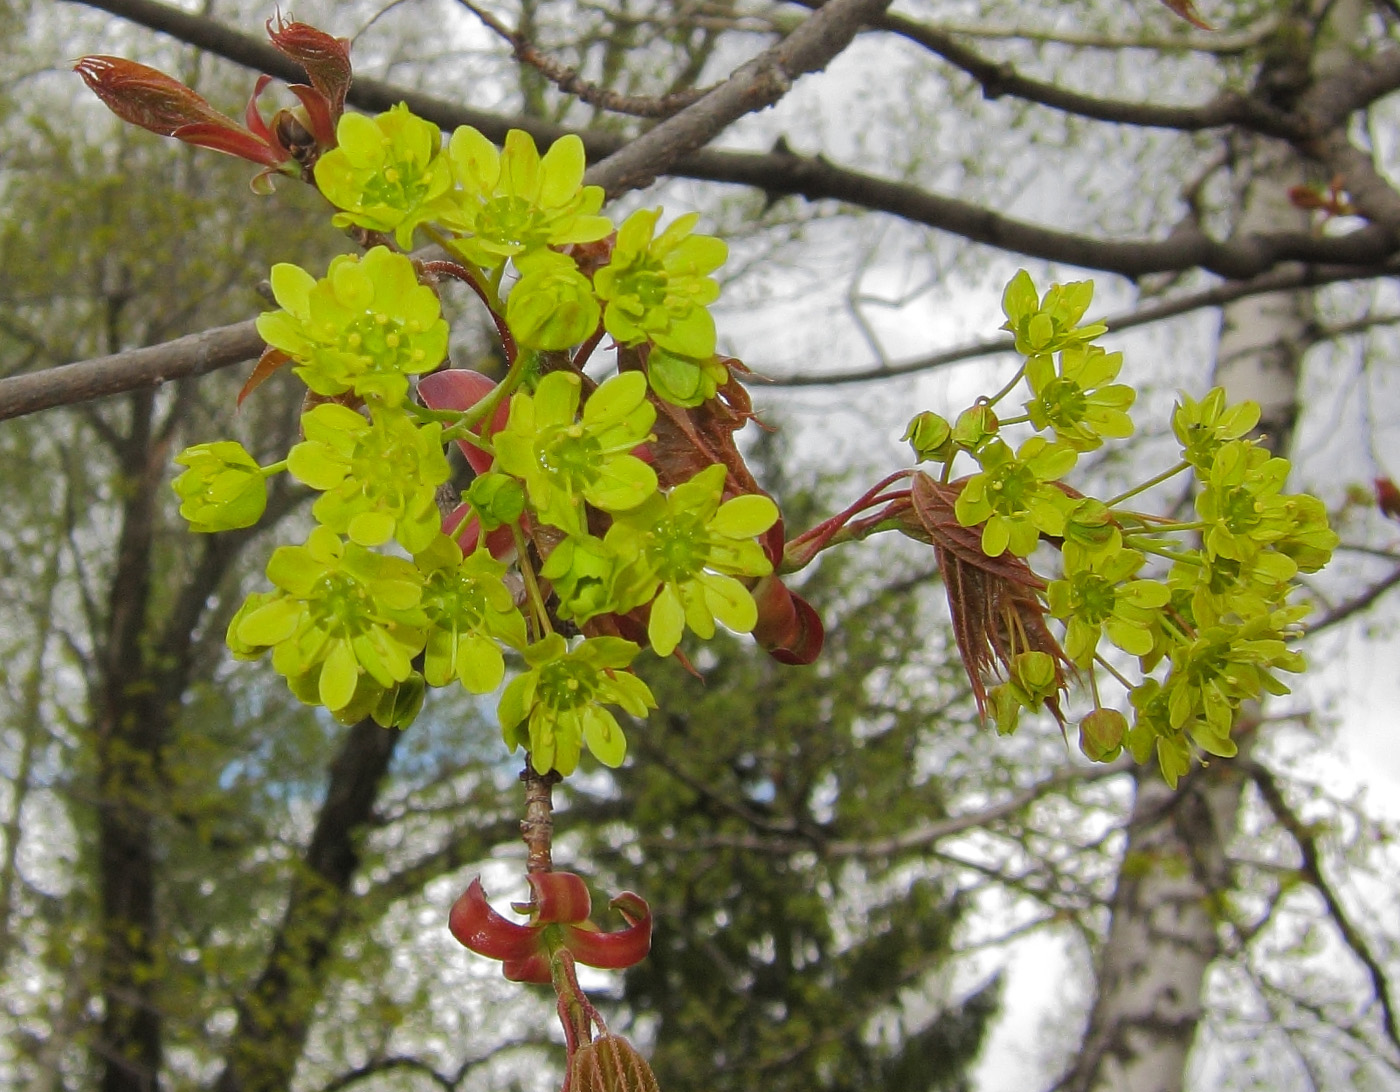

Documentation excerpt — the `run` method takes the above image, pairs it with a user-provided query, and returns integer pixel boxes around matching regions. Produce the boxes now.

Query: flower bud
[953,403,998,452]
[902,410,952,463]
[506,250,601,351]
[466,472,526,530]
[569,1035,661,1092]
[172,441,268,532]
[1079,708,1126,762]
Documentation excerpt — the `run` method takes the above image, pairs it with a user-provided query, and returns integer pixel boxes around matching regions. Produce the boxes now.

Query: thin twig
[1248,761,1400,1057]
[455,0,709,118]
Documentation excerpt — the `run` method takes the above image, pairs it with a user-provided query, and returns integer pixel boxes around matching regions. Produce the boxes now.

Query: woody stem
[520,763,561,874]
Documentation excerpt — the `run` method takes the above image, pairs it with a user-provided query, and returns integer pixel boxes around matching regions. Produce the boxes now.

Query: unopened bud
[1079,708,1126,762]
[569,1035,661,1092]
[902,411,952,463]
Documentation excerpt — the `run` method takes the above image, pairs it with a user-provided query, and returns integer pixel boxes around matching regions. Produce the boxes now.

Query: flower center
[647,512,706,582]
[362,157,432,210]
[537,426,602,485]
[538,658,596,712]
[311,571,374,635]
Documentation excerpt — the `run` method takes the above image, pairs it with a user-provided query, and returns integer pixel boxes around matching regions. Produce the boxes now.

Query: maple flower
[171,441,269,531]
[505,249,602,351]
[953,436,1078,557]
[288,403,450,553]
[1172,387,1260,470]
[440,128,612,268]
[416,535,527,693]
[313,104,453,248]
[604,464,779,656]
[1047,548,1171,666]
[233,526,426,714]
[449,871,651,983]
[256,247,449,405]
[593,208,727,358]
[497,634,656,775]
[1000,270,1106,357]
[1024,342,1135,451]
[494,371,657,536]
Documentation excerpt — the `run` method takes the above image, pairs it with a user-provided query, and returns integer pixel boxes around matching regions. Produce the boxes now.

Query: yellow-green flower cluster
[904,270,1336,785]
[168,112,783,778]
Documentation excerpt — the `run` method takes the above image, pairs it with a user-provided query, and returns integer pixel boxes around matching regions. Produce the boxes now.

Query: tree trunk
[1061,3,1342,1081]
[213,717,401,1092]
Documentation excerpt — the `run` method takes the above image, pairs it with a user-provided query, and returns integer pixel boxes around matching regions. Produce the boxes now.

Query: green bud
[172,441,269,532]
[506,250,601,351]
[1078,708,1126,762]
[903,411,952,463]
[466,471,526,530]
[953,403,999,452]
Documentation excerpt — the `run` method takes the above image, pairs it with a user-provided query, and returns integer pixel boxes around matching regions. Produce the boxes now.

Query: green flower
[1047,548,1170,666]
[313,104,453,249]
[593,208,726,358]
[605,465,778,656]
[257,247,449,406]
[541,533,642,624]
[497,634,656,775]
[1172,387,1260,471]
[1195,441,1294,562]
[493,370,657,535]
[951,403,1000,454]
[1060,498,1123,570]
[1172,547,1295,629]
[1164,614,1305,757]
[416,535,527,693]
[1274,493,1339,574]
[441,128,611,268]
[233,526,426,714]
[646,347,729,408]
[1000,270,1106,357]
[954,437,1078,557]
[172,441,268,531]
[505,249,601,351]
[288,402,450,553]
[1025,342,1134,450]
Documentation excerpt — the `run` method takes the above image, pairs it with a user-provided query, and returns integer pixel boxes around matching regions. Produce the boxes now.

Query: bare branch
[644,758,1129,856]
[760,263,1397,387]
[1249,762,1400,1057]
[453,0,708,118]
[1305,564,1400,635]
[581,0,901,197]
[0,319,261,422]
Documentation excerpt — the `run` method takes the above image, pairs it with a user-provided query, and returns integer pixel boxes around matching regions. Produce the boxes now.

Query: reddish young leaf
[905,473,1070,722]
[75,56,235,136]
[237,347,291,407]
[751,575,825,665]
[1159,0,1213,30]
[266,16,352,125]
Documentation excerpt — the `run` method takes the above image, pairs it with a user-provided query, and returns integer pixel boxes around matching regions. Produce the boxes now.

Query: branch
[1248,762,1400,1057]
[0,318,261,422]
[760,262,1397,387]
[68,0,1400,278]
[1305,563,1400,635]
[580,0,900,197]
[645,758,1129,856]
[454,0,707,119]
[792,0,1291,134]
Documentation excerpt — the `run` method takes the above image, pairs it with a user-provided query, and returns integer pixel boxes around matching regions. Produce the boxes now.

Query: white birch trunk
[1058,0,1367,1082]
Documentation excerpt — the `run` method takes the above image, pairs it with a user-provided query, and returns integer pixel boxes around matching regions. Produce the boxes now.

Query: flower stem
[513,523,552,640]
[1105,460,1190,508]
[984,364,1029,410]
